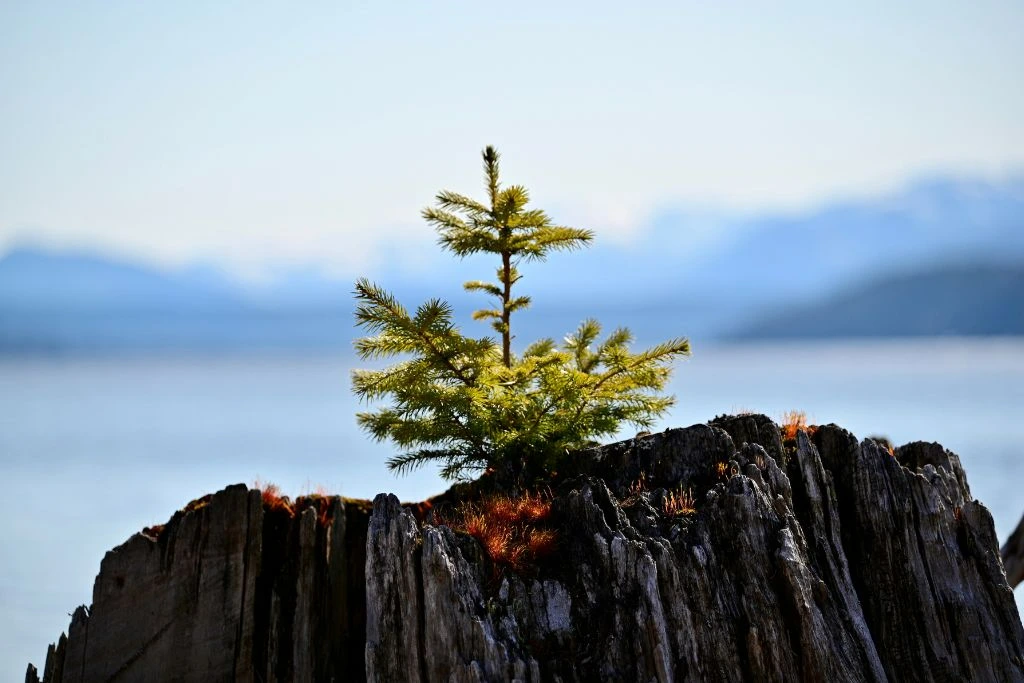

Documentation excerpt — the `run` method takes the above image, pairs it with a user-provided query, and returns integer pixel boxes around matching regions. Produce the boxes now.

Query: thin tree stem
[502,250,512,367]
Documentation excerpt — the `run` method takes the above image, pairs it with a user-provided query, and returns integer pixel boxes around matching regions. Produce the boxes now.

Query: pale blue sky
[2,1,1022,276]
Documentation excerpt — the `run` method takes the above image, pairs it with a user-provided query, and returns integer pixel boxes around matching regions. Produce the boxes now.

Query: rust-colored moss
[663,485,697,517]
[443,491,557,577]
[781,410,818,443]
[627,473,648,498]
[140,484,347,541]
[182,494,213,514]
[140,492,213,539]
[526,528,558,559]
[253,480,343,527]
[141,524,165,539]
[294,494,333,527]
[259,483,294,516]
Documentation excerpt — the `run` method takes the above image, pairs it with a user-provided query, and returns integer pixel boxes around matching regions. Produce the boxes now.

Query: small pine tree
[352,146,690,482]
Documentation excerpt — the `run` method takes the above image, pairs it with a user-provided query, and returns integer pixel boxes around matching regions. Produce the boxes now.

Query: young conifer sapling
[352,146,691,482]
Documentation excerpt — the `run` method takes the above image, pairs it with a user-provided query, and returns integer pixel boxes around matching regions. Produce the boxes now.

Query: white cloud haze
[1,1,1022,276]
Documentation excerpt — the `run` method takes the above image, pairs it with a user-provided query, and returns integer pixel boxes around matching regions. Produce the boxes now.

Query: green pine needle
[352,146,691,480]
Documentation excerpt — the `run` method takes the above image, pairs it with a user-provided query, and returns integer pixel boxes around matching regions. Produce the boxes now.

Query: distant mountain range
[727,262,1024,340]
[0,248,241,312]
[0,249,352,353]
[1,174,1022,352]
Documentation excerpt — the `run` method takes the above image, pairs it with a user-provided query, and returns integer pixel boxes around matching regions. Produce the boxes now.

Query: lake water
[2,338,1023,678]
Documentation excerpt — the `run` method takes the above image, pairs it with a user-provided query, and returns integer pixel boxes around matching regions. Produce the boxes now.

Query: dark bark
[28,417,1024,682]
[28,488,370,683]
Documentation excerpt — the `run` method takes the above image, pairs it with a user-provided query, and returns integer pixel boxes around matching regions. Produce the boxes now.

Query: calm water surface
[2,338,1022,678]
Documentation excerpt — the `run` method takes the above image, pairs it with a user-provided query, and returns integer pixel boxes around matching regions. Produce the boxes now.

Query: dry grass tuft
[141,492,212,540]
[253,479,338,526]
[141,483,339,541]
[486,496,520,524]
[627,473,648,498]
[256,481,294,516]
[141,524,165,539]
[515,490,553,524]
[482,526,513,561]
[780,410,818,442]
[715,461,740,480]
[297,493,333,527]
[526,528,558,559]
[621,473,659,510]
[182,494,213,514]
[446,491,557,576]
[664,486,697,517]
[869,436,896,457]
[461,509,490,539]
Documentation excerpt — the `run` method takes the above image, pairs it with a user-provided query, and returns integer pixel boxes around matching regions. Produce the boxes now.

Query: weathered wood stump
[28,416,1024,682]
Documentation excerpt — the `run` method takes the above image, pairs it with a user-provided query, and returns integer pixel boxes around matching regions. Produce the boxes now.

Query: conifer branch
[352,146,690,480]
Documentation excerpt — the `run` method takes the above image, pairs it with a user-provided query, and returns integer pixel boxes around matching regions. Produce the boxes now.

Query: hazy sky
[2,1,1022,276]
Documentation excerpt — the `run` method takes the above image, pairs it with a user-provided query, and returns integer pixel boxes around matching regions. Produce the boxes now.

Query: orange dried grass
[781,411,818,442]
[462,509,490,539]
[448,491,557,575]
[664,486,697,517]
[482,527,513,560]
[515,491,553,524]
[627,473,648,497]
[297,494,333,527]
[258,482,294,516]
[141,482,338,541]
[182,494,212,514]
[715,461,741,480]
[526,528,558,558]
[253,479,338,526]
[141,524,165,539]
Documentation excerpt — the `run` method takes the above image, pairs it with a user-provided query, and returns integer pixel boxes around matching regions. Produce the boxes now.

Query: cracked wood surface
[27,416,1024,682]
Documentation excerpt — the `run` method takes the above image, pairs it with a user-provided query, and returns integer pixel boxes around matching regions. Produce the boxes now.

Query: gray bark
[28,417,1024,682]
[28,486,370,683]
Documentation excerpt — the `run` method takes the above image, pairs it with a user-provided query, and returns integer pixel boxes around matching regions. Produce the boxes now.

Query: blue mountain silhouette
[2,173,1022,351]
